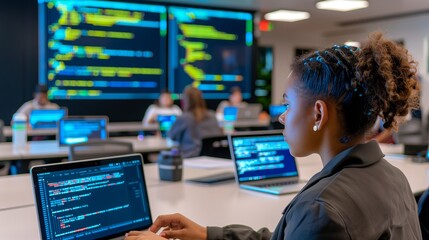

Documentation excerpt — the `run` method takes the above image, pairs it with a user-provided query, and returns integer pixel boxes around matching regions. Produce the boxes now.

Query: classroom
[0,0,429,239]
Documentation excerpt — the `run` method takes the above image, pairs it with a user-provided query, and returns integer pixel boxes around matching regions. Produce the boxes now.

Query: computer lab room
[1,0,429,239]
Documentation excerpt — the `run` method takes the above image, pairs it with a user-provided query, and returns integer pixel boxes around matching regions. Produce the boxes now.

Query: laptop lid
[31,154,152,240]
[58,116,108,146]
[157,115,177,138]
[236,104,262,120]
[29,108,68,129]
[228,130,299,185]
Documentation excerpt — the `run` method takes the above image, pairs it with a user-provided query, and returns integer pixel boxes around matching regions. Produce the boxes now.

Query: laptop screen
[29,108,68,129]
[269,105,287,120]
[31,154,152,240]
[157,115,177,138]
[230,133,298,182]
[224,106,238,121]
[59,117,108,146]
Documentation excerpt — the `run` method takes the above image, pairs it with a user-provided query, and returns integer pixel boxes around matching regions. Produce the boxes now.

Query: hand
[150,213,207,240]
[125,230,165,240]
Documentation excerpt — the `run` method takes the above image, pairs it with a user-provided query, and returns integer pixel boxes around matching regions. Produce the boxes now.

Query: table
[0,144,428,239]
[3,122,159,138]
[0,136,174,161]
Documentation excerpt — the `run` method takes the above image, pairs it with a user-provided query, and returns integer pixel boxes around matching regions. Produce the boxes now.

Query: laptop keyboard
[257,181,298,188]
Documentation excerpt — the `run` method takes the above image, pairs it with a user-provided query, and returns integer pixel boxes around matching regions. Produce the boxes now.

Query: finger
[150,214,182,233]
[124,236,139,240]
[127,231,144,236]
[160,229,187,239]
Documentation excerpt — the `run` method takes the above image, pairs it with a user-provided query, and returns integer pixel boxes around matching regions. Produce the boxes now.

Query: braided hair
[292,32,419,143]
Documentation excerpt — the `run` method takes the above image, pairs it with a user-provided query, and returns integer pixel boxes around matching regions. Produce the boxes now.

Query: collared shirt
[16,99,60,117]
[207,141,422,240]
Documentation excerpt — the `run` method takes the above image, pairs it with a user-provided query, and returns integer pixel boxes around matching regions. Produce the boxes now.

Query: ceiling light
[316,0,369,12]
[264,10,310,22]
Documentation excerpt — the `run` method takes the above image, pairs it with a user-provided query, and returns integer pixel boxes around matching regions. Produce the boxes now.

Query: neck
[319,135,365,166]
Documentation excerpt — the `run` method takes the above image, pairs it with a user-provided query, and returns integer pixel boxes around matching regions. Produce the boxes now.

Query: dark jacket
[168,110,222,158]
[207,141,422,240]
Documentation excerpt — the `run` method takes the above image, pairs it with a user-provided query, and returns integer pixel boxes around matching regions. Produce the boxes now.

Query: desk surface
[0,145,428,239]
[3,119,270,137]
[0,136,174,161]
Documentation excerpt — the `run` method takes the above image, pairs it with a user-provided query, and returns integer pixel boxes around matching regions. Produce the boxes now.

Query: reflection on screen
[39,0,167,99]
[59,118,107,145]
[29,109,67,129]
[232,135,297,182]
[157,115,177,138]
[35,159,151,239]
[168,7,253,99]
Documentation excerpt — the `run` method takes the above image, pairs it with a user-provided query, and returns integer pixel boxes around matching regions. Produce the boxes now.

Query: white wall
[260,13,429,119]
[258,29,325,104]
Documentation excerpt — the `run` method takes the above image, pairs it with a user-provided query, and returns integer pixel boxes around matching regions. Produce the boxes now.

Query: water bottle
[12,113,27,148]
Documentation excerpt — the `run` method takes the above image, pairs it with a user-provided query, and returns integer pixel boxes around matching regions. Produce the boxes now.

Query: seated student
[125,33,422,240]
[167,86,222,158]
[15,85,59,117]
[142,90,182,125]
[216,86,247,115]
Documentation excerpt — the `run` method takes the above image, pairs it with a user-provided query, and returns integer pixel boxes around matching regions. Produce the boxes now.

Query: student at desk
[126,33,422,239]
[216,86,247,116]
[167,86,222,158]
[14,85,59,117]
[142,90,182,125]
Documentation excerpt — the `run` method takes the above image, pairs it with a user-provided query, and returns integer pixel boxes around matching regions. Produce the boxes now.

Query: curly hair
[291,32,419,143]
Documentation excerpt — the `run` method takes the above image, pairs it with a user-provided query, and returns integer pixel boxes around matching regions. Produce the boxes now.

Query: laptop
[157,115,177,138]
[30,154,152,240]
[223,106,238,122]
[29,108,68,129]
[269,104,287,122]
[228,130,307,195]
[58,116,108,146]
[236,103,262,120]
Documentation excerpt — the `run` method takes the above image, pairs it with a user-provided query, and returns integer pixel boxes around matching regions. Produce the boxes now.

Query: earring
[313,124,318,132]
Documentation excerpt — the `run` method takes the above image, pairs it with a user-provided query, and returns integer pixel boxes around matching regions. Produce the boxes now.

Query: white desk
[0,136,174,161]
[3,122,159,138]
[0,146,428,239]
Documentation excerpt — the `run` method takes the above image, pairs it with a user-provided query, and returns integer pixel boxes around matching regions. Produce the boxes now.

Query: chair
[0,119,10,176]
[69,140,134,161]
[199,135,231,159]
[418,188,429,239]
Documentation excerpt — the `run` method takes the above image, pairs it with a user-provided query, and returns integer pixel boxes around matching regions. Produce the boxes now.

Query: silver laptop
[31,154,152,240]
[236,103,262,120]
[228,130,307,195]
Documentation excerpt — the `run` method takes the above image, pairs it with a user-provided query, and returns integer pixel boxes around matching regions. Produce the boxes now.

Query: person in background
[167,86,222,158]
[216,86,247,115]
[125,33,422,239]
[15,85,59,117]
[142,90,182,125]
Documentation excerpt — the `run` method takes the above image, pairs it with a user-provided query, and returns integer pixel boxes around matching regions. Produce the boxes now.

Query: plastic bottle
[12,113,27,148]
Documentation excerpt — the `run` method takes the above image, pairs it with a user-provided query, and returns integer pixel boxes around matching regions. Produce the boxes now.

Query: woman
[142,90,182,125]
[216,86,247,115]
[167,86,222,158]
[126,33,422,239]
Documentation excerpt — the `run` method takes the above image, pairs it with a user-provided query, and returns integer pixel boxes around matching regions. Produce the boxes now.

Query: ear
[313,100,329,131]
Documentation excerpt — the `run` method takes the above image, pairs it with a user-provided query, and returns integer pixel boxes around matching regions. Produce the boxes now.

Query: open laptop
[29,108,68,129]
[228,130,307,195]
[31,154,152,240]
[223,106,238,122]
[236,103,262,120]
[58,116,108,146]
[157,115,177,138]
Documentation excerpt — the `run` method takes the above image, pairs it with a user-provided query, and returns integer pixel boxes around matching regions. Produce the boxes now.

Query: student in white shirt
[216,86,247,116]
[142,90,182,125]
[15,85,60,117]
